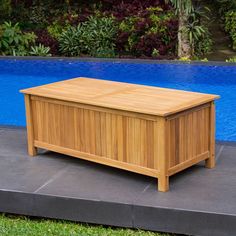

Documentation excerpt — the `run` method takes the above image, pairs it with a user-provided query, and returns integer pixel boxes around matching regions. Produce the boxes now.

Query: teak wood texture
[21,78,219,192]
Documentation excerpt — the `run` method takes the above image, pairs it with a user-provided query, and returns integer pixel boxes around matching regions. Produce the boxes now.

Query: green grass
[0,214,172,236]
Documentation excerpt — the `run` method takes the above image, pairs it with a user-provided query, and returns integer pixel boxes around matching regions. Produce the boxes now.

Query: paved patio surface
[0,126,235,236]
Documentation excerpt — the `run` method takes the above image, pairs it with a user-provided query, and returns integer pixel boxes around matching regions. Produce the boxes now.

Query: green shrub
[47,21,65,39]
[9,3,29,28]
[147,8,174,38]
[0,0,11,23]
[216,0,236,17]
[28,4,48,26]
[226,56,236,62]
[152,48,160,57]
[58,16,117,57]
[118,16,139,52]
[191,56,209,61]
[194,27,213,56]
[0,21,36,56]
[178,56,191,62]
[58,25,84,56]
[30,44,52,56]
[119,16,138,33]
[116,7,177,57]
[225,10,236,50]
[82,16,117,57]
[200,58,208,62]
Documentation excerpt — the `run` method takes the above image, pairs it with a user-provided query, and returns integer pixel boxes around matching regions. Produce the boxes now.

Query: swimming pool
[0,59,235,141]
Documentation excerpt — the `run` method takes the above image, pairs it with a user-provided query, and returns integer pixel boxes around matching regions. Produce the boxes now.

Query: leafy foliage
[225,11,236,50]
[29,4,48,25]
[166,0,212,58]
[216,0,236,51]
[0,22,36,56]
[194,28,212,56]
[0,0,11,23]
[178,56,191,61]
[30,44,52,56]
[216,0,236,17]
[0,0,180,59]
[226,56,236,62]
[58,25,84,56]
[165,0,193,15]
[34,29,59,55]
[59,16,117,57]
[82,16,117,57]
[47,21,65,39]
[116,8,177,57]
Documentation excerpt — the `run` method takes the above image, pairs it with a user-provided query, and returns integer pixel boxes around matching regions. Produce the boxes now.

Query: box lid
[20,77,219,116]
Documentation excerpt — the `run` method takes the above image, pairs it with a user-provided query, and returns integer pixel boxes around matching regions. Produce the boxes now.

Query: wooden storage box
[21,78,219,192]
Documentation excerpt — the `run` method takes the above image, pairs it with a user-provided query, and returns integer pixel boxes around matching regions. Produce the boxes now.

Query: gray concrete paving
[0,126,235,236]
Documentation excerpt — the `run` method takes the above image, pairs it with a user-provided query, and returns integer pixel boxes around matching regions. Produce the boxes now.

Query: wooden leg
[24,94,37,157]
[205,156,215,168]
[155,118,169,192]
[158,175,169,192]
[205,101,215,169]
[28,145,37,156]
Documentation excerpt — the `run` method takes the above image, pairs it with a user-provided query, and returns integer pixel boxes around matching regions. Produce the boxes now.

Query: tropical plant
[82,16,117,57]
[58,16,117,57]
[30,44,52,56]
[199,57,208,62]
[178,56,191,62]
[47,21,65,39]
[0,0,11,22]
[225,10,236,50]
[152,48,160,57]
[226,56,236,62]
[34,29,59,55]
[184,21,205,47]
[165,0,193,57]
[0,0,181,59]
[194,27,212,56]
[116,8,177,57]
[58,25,84,56]
[28,4,48,25]
[0,21,36,56]
[166,0,212,58]
[216,0,236,17]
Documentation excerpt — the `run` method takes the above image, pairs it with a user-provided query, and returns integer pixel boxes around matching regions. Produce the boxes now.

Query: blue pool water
[0,59,235,141]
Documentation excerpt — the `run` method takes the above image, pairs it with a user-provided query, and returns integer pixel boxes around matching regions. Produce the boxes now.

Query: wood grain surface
[21,78,219,191]
[21,77,219,116]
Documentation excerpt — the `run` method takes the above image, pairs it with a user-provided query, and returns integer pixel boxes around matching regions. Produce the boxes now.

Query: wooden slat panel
[100,112,107,157]
[167,104,211,168]
[105,113,112,159]
[88,110,96,154]
[126,117,134,165]
[94,111,102,156]
[140,119,147,167]
[122,116,127,163]
[116,115,123,162]
[168,152,209,176]
[32,99,156,169]
[111,114,118,160]
[31,100,38,141]
[48,102,60,146]
[146,121,154,168]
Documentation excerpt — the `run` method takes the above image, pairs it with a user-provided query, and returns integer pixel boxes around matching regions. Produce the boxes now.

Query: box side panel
[31,98,157,171]
[166,104,211,174]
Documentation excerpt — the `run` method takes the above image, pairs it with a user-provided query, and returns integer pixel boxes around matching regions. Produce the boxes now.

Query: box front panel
[31,98,157,169]
[167,104,210,168]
